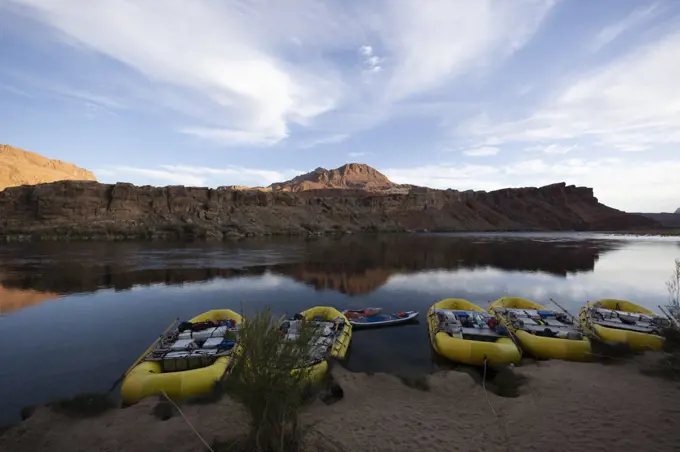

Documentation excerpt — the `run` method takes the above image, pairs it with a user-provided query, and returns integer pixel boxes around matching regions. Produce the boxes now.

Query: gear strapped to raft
[279,314,347,365]
[143,319,241,372]
[586,305,671,335]
[492,308,585,340]
[433,309,510,342]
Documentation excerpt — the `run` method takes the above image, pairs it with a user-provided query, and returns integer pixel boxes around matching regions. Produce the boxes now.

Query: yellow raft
[489,297,592,361]
[121,309,242,405]
[579,299,665,352]
[294,306,352,382]
[427,298,521,366]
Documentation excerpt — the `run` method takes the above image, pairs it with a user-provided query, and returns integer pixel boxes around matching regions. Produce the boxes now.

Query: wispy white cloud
[348,151,372,158]
[463,146,499,157]
[378,0,556,102]
[8,0,344,147]
[180,127,284,147]
[96,166,206,187]
[359,44,382,74]
[95,164,302,188]
[591,3,663,51]
[525,143,577,154]
[298,134,350,149]
[6,0,556,147]
[1,69,124,110]
[0,84,34,98]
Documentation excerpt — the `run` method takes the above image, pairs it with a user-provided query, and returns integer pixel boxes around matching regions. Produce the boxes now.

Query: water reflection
[0,234,620,302]
[0,233,678,426]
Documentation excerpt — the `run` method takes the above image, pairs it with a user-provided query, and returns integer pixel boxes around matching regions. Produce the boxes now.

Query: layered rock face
[0,144,96,191]
[0,179,657,241]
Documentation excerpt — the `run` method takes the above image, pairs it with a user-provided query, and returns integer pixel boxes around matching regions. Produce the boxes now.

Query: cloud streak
[591,3,662,51]
[456,28,680,153]
[95,164,302,188]
[463,147,500,157]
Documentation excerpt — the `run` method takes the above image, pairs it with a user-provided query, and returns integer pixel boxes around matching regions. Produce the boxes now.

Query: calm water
[1,232,679,425]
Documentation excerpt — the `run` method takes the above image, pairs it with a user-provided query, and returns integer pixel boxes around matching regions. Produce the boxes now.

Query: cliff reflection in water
[0,235,618,310]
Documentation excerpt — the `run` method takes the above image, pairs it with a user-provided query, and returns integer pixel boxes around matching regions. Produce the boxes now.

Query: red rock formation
[268,163,407,193]
[0,178,657,241]
[0,144,97,191]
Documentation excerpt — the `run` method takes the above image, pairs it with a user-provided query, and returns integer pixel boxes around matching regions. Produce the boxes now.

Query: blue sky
[1,0,679,212]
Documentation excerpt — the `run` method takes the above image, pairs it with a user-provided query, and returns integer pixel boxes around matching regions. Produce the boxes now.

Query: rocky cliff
[0,178,657,241]
[0,144,97,191]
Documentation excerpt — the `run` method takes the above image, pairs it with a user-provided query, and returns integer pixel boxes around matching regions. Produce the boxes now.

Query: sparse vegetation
[220,306,322,452]
[642,259,680,381]
[667,258,680,308]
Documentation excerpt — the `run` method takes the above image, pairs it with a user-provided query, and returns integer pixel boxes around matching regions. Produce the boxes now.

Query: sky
[1,0,679,213]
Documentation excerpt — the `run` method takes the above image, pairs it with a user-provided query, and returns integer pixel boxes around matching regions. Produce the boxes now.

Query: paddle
[658,305,680,329]
[489,302,523,358]
[549,298,599,337]
[107,317,180,394]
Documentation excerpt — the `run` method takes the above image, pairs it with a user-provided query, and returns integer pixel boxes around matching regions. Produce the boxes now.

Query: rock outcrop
[0,144,96,191]
[675,207,680,214]
[0,178,658,241]
[268,163,408,193]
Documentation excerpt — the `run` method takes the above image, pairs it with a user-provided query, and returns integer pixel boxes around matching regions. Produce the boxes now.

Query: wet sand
[1,355,679,452]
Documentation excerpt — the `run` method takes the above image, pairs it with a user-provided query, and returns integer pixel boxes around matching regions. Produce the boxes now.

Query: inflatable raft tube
[489,297,592,361]
[121,309,243,406]
[579,299,665,352]
[427,298,521,367]
[349,310,419,329]
[297,306,353,382]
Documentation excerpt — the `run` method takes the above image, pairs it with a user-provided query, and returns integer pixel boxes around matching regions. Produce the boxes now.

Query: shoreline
[1,354,679,451]
[2,228,678,243]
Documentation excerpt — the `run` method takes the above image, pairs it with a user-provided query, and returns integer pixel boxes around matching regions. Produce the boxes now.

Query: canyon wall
[0,180,657,241]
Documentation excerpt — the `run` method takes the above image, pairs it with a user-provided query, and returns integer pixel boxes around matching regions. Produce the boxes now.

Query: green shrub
[223,306,321,452]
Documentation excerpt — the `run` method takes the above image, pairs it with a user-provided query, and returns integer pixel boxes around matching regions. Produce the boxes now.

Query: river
[1,232,679,426]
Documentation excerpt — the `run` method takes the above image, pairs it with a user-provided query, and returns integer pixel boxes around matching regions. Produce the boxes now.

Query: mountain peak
[269,163,396,192]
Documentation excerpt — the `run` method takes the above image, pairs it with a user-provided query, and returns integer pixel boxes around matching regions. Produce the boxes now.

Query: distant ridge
[635,211,680,228]
[0,144,96,192]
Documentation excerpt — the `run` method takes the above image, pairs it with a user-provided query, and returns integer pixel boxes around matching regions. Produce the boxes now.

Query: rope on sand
[161,391,215,452]
[482,358,498,417]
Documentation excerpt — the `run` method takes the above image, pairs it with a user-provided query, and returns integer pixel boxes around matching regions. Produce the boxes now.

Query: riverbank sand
[1,354,679,452]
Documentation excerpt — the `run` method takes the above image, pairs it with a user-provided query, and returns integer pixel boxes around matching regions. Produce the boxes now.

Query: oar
[107,317,180,393]
[550,298,601,340]
[488,300,523,357]
[658,305,680,329]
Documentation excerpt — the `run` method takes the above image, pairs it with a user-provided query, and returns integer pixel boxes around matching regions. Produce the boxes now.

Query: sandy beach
[1,353,679,452]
